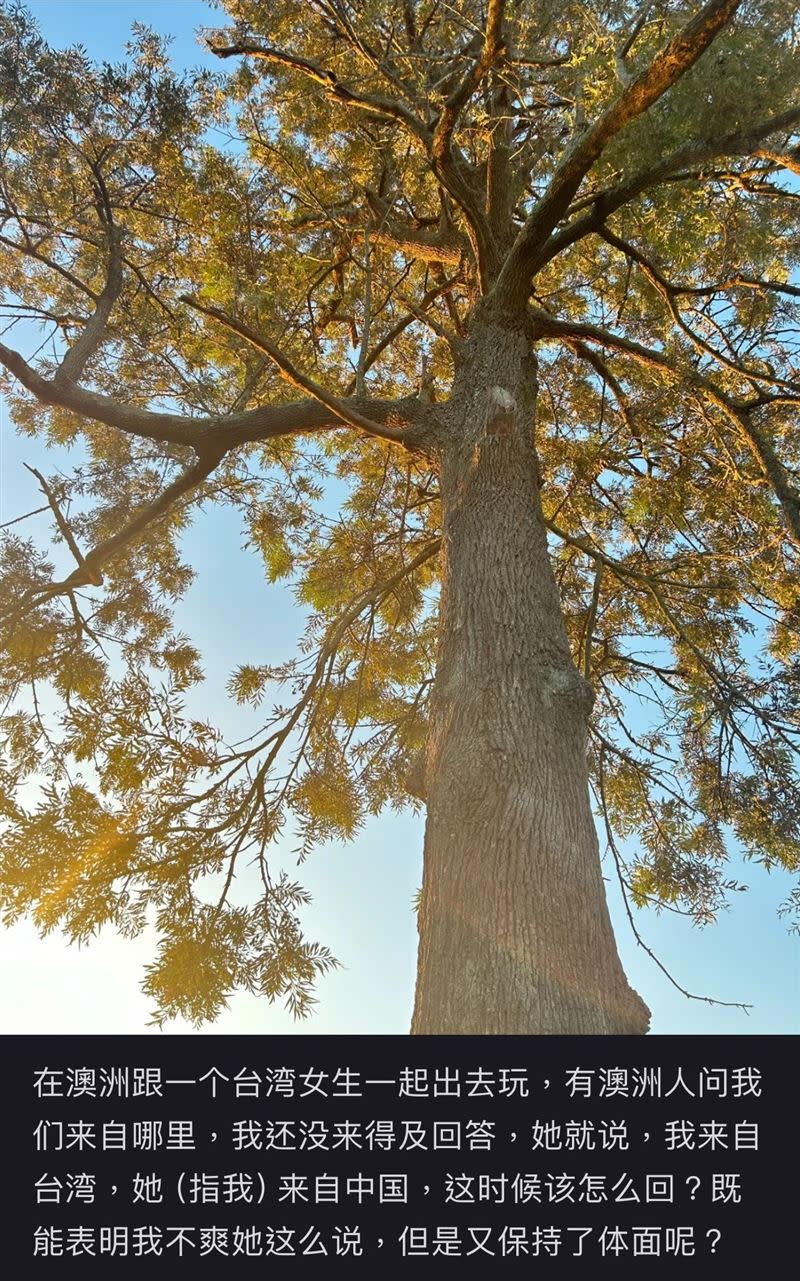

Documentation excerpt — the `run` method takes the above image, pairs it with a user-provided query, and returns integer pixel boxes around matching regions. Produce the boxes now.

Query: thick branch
[70,456,220,588]
[538,104,800,269]
[425,3,509,286]
[55,224,124,384]
[271,199,469,266]
[497,0,743,305]
[180,295,419,447]
[365,220,467,266]
[756,145,800,177]
[210,24,495,283]
[671,274,800,301]
[431,0,505,168]
[0,336,429,453]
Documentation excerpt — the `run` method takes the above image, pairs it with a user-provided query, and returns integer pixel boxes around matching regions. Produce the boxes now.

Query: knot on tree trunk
[403,749,428,802]
[541,664,595,716]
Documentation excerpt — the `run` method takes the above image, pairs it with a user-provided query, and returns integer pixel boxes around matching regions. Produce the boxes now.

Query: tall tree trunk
[412,310,650,1035]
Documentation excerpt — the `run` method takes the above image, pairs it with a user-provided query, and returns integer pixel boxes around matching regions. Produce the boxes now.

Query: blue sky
[0,0,797,1035]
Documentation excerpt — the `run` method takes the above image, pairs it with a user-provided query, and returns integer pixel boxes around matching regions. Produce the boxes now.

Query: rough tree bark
[412,306,651,1034]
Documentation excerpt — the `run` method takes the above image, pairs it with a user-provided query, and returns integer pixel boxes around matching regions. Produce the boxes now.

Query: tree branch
[497,0,743,304]
[4,453,222,629]
[0,336,429,453]
[538,104,800,269]
[431,0,505,168]
[537,314,800,544]
[395,290,462,356]
[597,224,800,394]
[0,229,99,302]
[597,753,753,1013]
[582,560,603,681]
[364,219,468,266]
[423,3,509,286]
[55,224,124,385]
[567,338,639,443]
[755,144,800,177]
[671,274,800,301]
[270,200,469,266]
[343,275,460,393]
[209,22,497,284]
[209,39,429,141]
[179,295,420,447]
[22,463,99,585]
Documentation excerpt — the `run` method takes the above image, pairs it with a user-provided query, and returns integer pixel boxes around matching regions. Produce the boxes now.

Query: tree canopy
[0,0,798,1027]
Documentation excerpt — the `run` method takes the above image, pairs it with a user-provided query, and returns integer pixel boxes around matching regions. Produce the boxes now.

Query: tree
[0,0,798,1033]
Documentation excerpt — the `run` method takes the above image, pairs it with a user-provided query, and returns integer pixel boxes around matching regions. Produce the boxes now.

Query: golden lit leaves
[228,663,271,707]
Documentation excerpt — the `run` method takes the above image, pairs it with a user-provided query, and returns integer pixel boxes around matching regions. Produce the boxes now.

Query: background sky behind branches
[0,0,796,1034]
